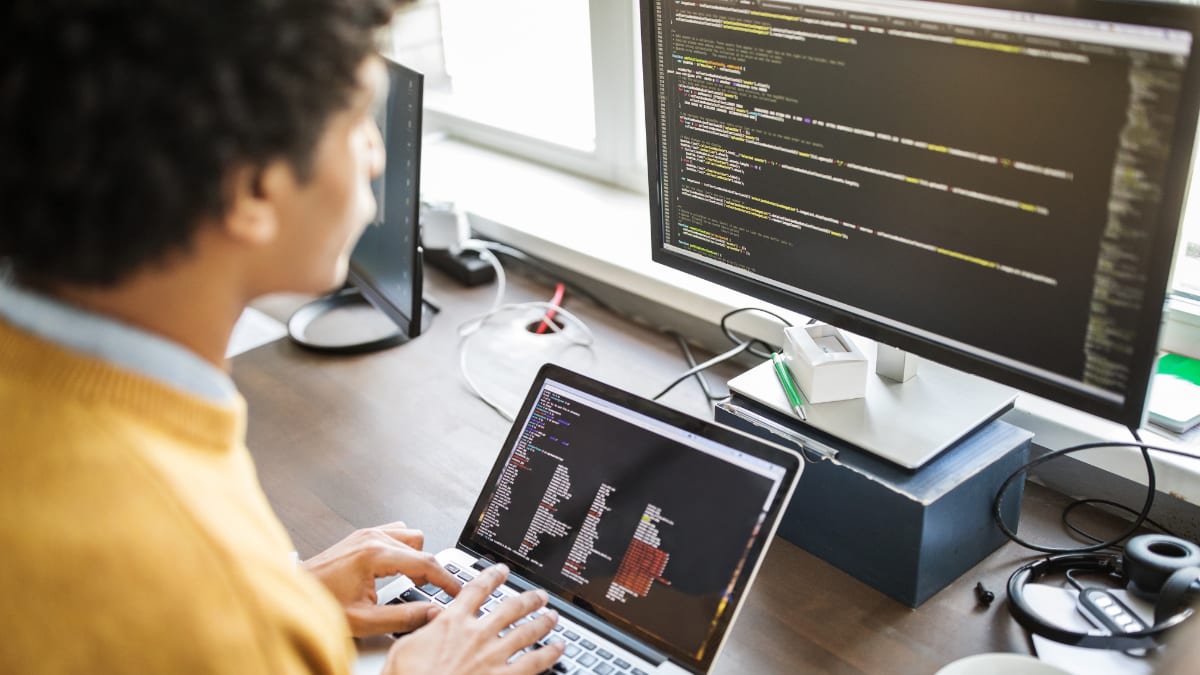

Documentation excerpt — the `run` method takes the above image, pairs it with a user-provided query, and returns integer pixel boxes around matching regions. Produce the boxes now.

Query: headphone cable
[991,429,1195,555]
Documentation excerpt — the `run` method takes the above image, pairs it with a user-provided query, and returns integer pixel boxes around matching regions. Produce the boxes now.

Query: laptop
[376,364,803,674]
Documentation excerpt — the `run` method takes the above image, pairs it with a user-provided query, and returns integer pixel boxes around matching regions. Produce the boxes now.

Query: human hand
[301,521,462,637]
[382,563,565,675]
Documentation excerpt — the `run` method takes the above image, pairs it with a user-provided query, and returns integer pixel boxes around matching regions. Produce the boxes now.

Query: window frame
[420,0,645,191]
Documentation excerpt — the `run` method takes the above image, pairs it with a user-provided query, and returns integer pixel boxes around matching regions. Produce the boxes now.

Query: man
[0,1,564,673]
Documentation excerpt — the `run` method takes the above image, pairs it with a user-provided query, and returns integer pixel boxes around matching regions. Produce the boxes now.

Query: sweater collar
[0,283,236,403]
[0,319,246,451]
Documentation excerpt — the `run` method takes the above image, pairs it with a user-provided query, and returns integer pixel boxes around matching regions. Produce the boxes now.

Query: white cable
[458,239,505,312]
[453,242,596,421]
[458,302,596,421]
[471,239,527,261]
[458,301,596,343]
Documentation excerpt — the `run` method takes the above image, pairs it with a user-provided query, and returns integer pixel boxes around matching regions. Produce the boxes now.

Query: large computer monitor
[288,57,430,353]
[641,0,1200,429]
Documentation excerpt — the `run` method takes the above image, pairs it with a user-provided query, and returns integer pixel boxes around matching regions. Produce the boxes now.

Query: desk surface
[234,268,1111,674]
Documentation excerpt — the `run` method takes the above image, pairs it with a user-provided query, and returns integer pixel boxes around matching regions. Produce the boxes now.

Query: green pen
[770,352,807,421]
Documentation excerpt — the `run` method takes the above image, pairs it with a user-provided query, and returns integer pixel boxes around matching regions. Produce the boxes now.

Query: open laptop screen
[461,366,800,672]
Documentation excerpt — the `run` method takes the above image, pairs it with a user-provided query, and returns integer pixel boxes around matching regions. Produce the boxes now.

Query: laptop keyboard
[386,562,654,675]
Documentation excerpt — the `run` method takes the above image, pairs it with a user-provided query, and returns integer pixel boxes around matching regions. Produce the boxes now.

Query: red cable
[536,283,566,334]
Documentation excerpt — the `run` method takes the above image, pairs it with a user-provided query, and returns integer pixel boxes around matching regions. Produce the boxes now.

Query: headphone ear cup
[1124,535,1200,598]
[1155,566,1200,625]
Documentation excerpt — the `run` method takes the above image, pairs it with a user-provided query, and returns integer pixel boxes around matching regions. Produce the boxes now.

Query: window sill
[421,135,1200,508]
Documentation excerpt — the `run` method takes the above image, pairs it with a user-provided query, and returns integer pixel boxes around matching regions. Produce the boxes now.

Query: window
[436,0,595,152]
[389,0,644,190]
[1174,141,1200,298]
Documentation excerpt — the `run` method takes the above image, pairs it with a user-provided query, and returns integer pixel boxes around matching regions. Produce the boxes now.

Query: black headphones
[1007,534,1200,650]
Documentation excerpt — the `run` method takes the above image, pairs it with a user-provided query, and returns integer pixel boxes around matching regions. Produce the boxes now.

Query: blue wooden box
[717,395,1032,607]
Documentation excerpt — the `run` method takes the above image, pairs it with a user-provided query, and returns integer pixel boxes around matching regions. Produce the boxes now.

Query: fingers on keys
[448,563,511,615]
[484,588,549,634]
[498,604,560,651]
[423,563,565,671]
[506,626,565,675]
[382,548,462,597]
[492,593,563,674]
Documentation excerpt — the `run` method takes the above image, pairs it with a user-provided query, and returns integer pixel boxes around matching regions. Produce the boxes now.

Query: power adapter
[425,248,497,286]
[420,201,496,287]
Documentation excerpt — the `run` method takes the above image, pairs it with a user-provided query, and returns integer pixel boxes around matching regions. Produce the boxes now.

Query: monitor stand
[727,334,1016,470]
[286,286,437,354]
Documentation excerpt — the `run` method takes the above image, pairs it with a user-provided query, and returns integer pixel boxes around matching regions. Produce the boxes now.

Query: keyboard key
[445,563,460,574]
[399,588,428,603]
[564,630,581,641]
[456,571,475,582]
[578,653,598,667]
[593,664,613,675]
[388,590,433,639]
[552,663,570,673]
[472,559,492,571]
[632,669,649,675]
[552,624,564,633]
[613,659,630,669]
[564,644,581,658]
[433,591,454,604]
[419,582,441,595]
[596,649,612,660]
[580,640,597,651]
[491,590,504,599]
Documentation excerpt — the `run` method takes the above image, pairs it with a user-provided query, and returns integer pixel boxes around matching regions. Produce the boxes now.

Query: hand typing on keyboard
[383,563,565,675]
[302,522,464,637]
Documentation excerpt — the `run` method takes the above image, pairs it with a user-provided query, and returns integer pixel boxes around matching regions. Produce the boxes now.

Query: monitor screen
[349,57,425,338]
[641,0,1200,427]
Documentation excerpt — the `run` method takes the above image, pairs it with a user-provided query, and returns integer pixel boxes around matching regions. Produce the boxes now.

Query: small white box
[783,324,868,403]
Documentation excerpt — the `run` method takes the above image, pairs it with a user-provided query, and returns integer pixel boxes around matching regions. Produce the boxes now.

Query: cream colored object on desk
[782,323,867,403]
[935,653,1073,675]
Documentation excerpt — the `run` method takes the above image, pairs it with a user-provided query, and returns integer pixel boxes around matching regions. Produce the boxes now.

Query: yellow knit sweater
[0,319,354,673]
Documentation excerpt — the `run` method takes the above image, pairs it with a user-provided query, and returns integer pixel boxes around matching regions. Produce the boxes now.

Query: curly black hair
[0,0,401,288]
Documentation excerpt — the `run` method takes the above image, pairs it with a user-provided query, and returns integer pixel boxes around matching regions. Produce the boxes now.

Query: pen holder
[783,324,868,403]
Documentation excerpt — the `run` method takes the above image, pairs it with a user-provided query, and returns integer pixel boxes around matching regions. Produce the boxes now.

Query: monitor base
[728,335,1016,470]
[287,286,436,354]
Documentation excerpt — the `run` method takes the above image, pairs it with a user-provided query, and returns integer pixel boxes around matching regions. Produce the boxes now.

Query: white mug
[935,653,1073,675]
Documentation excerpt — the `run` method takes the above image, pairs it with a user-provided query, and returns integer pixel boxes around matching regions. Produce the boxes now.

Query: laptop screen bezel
[457,363,803,673]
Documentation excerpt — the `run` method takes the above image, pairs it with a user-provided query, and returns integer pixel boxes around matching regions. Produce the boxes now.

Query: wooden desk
[234,268,1095,674]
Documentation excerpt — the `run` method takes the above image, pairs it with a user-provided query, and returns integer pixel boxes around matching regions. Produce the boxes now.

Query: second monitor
[288,56,432,353]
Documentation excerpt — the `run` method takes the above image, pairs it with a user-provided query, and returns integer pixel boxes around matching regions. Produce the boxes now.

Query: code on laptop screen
[467,379,788,663]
